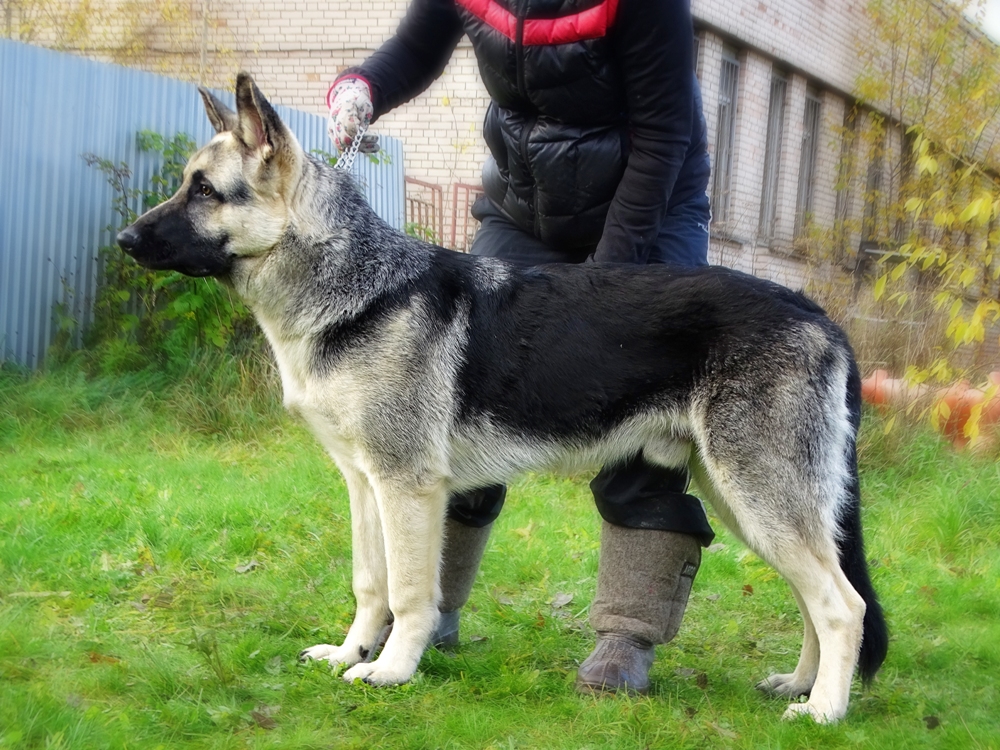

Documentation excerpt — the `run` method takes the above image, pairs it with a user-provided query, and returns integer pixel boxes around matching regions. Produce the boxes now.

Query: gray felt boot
[432,518,492,647]
[576,522,701,694]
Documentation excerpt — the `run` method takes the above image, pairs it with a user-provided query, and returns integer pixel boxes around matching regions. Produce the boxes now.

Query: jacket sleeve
[593,0,695,263]
[334,0,465,120]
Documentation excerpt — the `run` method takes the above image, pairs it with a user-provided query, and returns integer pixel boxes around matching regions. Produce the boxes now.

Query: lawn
[1,365,998,749]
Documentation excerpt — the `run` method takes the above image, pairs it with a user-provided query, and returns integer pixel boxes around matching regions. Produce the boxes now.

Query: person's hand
[327,77,379,154]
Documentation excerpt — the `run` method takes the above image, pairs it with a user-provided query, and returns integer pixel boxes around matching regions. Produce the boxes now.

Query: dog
[116,73,887,723]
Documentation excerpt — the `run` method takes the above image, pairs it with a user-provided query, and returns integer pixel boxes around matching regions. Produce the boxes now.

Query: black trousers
[446,198,715,547]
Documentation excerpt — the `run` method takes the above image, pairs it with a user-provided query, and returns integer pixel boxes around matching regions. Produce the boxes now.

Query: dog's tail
[837,360,889,684]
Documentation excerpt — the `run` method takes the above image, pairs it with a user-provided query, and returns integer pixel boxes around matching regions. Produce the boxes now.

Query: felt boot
[576,522,701,694]
[431,518,492,647]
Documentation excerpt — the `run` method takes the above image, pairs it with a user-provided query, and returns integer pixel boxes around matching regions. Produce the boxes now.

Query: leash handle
[335,122,368,172]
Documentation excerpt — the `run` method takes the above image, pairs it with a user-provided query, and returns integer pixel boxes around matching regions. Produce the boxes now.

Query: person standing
[327,0,715,694]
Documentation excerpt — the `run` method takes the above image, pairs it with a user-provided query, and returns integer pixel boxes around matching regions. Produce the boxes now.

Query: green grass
[1,363,998,749]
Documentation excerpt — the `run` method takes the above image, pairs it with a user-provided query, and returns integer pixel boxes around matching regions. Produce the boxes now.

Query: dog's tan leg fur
[776,552,865,722]
[757,581,820,697]
[342,475,448,685]
[301,465,390,667]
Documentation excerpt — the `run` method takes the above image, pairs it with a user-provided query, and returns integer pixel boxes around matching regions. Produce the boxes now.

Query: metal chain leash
[334,122,369,173]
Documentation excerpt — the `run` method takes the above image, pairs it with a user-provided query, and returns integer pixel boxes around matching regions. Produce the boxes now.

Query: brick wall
[168,0,877,286]
[32,0,883,284]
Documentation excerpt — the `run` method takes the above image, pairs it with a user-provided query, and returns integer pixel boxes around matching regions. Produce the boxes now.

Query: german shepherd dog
[117,74,887,723]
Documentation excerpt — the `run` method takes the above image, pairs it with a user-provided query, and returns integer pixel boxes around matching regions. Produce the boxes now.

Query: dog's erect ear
[199,86,238,134]
[233,72,291,162]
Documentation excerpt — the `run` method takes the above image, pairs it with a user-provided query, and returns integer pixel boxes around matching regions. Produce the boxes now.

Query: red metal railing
[404,177,444,244]
[450,182,484,252]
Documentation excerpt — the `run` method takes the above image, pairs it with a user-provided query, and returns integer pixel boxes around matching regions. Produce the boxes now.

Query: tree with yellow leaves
[848,0,1000,441]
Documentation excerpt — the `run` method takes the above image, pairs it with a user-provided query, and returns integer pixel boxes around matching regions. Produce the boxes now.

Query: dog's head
[117,73,301,278]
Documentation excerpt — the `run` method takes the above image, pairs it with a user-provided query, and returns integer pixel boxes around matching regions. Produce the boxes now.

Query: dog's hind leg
[689,456,865,723]
[756,581,819,697]
[768,546,865,723]
[301,465,390,669]
[342,474,448,686]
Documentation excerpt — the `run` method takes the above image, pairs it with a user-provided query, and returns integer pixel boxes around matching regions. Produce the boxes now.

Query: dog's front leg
[342,476,447,686]
[301,467,390,668]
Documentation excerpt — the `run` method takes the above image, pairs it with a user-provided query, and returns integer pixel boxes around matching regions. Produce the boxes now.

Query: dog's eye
[199,184,214,197]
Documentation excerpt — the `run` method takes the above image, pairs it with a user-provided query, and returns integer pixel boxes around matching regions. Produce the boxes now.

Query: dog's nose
[117,226,139,253]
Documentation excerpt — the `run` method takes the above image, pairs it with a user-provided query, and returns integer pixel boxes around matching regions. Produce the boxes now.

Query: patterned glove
[326,77,379,154]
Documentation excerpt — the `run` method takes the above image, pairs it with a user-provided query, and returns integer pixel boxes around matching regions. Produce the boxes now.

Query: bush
[81,130,259,373]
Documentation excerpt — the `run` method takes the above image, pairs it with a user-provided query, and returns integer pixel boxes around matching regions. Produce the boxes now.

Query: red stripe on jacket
[456,0,619,45]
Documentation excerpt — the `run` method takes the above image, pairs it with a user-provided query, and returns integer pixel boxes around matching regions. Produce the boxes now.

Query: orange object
[861,369,890,405]
[983,394,1000,425]
[933,381,972,442]
[863,369,1000,452]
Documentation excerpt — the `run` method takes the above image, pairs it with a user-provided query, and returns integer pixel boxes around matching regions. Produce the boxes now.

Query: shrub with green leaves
[83,130,255,370]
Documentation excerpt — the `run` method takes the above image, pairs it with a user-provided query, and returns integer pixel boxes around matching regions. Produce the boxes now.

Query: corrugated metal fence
[0,40,405,369]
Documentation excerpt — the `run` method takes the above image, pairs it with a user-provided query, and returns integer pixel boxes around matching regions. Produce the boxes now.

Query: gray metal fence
[0,40,405,369]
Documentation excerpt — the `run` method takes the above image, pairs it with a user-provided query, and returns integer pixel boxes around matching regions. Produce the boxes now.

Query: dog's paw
[781,701,841,724]
[756,672,813,698]
[299,643,364,668]
[342,659,415,686]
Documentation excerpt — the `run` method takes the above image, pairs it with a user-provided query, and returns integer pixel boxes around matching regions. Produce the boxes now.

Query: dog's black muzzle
[117,207,233,278]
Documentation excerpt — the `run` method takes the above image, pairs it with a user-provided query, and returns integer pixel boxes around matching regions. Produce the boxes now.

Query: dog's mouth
[117,226,234,278]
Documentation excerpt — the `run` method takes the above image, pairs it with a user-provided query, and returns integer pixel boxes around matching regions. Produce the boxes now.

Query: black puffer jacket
[338,0,708,262]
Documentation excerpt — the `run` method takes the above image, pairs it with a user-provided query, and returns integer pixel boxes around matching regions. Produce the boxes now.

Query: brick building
[204,0,879,287]
[7,1,909,285]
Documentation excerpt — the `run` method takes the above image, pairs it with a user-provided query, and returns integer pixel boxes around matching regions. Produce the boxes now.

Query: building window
[759,73,788,242]
[712,48,740,224]
[862,127,885,242]
[795,91,822,236]
[834,107,859,258]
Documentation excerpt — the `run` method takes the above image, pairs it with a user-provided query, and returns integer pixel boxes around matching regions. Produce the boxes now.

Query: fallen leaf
[491,588,514,606]
[696,672,708,689]
[514,521,535,539]
[250,710,276,730]
[675,668,696,677]
[706,543,727,553]
[469,635,488,643]
[706,594,721,602]
[923,715,940,730]
[534,612,545,628]
[552,593,574,609]
[265,656,283,676]
[152,588,174,607]
[235,560,260,574]
[708,721,738,739]
[87,651,120,664]
[742,584,754,596]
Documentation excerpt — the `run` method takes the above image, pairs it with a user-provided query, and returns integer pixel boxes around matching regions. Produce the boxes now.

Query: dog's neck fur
[228,153,430,351]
